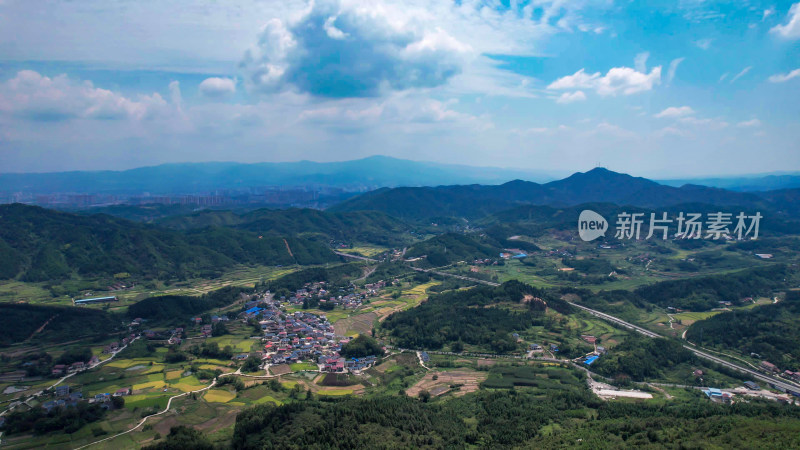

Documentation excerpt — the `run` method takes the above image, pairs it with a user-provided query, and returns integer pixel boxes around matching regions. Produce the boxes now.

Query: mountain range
[328,167,797,221]
[0,156,558,194]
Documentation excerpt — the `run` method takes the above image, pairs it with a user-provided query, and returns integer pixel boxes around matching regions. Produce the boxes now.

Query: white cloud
[678,116,729,130]
[771,3,800,39]
[730,66,752,83]
[548,66,661,96]
[241,1,472,97]
[737,119,761,127]
[634,52,649,73]
[323,16,348,40]
[297,95,481,128]
[199,77,237,97]
[555,90,586,104]
[763,7,776,21]
[593,122,636,138]
[666,57,684,86]
[654,126,691,138]
[654,106,694,118]
[0,70,170,121]
[695,39,712,49]
[768,68,800,82]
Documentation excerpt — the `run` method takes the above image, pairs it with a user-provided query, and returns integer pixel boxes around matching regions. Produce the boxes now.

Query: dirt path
[74,370,282,449]
[648,383,673,399]
[24,315,58,342]
[283,239,294,259]
[355,265,377,282]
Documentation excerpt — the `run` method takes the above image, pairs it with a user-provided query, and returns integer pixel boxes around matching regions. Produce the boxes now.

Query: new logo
[578,210,608,241]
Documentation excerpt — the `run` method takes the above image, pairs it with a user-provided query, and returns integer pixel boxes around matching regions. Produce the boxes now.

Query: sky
[0,0,798,178]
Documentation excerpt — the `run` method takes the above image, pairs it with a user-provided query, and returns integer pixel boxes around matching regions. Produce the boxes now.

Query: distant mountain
[329,167,772,221]
[0,156,557,195]
[0,204,338,282]
[659,173,800,192]
[157,208,412,247]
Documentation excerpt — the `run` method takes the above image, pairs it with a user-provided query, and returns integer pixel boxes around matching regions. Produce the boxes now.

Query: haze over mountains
[329,167,800,221]
[3,156,800,196]
[0,156,559,194]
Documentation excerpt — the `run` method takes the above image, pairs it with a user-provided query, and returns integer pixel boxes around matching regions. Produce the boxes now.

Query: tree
[341,335,384,358]
[242,355,261,373]
[418,390,431,403]
[144,425,213,450]
[211,322,229,337]
[111,395,125,408]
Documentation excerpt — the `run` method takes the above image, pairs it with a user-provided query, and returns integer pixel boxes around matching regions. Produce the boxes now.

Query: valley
[2,168,800,449]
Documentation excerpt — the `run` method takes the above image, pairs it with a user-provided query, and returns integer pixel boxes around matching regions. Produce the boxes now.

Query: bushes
[1,403,107,435]
[127,286,248,322]
[0,303,120,347]
[382,281,571,352]
[340,335,384,359]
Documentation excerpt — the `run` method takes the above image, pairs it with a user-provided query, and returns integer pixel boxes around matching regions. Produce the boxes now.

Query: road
[335,251,501,287]
[568,302,800,393]
[334,251,378,262]
[0,336,141,418]
[409,267,500,287]
[567,302,660,338]
[340,251,800,393]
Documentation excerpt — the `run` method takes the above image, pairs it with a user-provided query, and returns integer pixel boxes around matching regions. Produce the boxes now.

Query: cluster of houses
[546,249,574,258]
[500,249,528,259]
[240,294,379,373]
[760,360,800,384]
[276,281,383,310]
[42,387,84,411]
[50,358,96,377]
[41,384,130,412]
[471,258,498,266]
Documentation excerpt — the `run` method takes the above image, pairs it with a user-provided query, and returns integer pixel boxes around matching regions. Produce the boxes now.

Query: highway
[568,302,661,338]
[334,251,379,262]
[569,301,800,394]
[335,251,501,286]
[409,267,500,287]
[337,250,800,394]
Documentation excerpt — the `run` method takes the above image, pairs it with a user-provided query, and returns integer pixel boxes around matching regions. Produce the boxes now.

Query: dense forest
[1,402,108,435]
[591,336,695,382]
[405,233,501,267]
[0,303,120,346]
[263,264,363,294]
[228,388,800,449]
[686,290,800,369]
[0,204,338,282]
[126,286,250,322]
[382,281,572,352]
[158,208,411,247]
[340,335,384,358]
[635,265,791,311]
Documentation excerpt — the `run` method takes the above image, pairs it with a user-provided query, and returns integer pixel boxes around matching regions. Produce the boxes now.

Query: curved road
[569,301,800,393]
[339,251,800,393]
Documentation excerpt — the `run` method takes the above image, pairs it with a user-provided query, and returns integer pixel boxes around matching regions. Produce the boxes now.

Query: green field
[290,362,318,372]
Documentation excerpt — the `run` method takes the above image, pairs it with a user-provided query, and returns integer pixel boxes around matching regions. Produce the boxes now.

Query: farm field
[405,370,487,398]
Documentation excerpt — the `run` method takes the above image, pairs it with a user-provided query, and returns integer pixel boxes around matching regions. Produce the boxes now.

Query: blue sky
[0,0,798,177]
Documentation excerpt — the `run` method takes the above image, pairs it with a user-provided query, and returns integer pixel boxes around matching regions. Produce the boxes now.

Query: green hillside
[405,233,501,266]
[0,204,338,282]
[687,290,800,370]
[159,208,410,247]
[0,303,120,346]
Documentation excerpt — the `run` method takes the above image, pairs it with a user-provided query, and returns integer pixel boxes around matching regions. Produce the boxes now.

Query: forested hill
[0,204,338,282]
[157,208,410,247]
[328,167,786,221]
[404,233,501,266]
[686,290,800,370]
